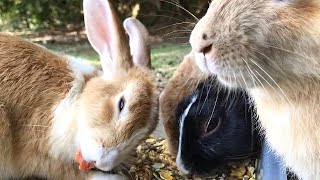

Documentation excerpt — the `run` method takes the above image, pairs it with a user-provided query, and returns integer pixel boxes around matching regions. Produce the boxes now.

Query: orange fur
[0,4,158,178]
[0,33,88,179]
[77,68,158,149]
[160,52,207,156]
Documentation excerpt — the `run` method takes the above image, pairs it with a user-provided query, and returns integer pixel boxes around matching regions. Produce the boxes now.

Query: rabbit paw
[90,172,128,180]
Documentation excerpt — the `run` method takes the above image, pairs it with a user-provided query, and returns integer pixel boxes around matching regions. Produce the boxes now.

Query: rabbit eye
[118,97,125,112]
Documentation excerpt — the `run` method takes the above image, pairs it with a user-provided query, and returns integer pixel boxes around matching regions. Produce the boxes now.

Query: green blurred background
[0,0,208,32]
[0,0,209,88]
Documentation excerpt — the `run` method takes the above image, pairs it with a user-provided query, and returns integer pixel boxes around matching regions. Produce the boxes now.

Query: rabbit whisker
[161,30,192,38]
[165,37,190,40]
[242,58,269,96]
[249,51,294,107]
[159,0,199,21]
[242,60,257,88]
[205,89,219,132]
[242,62,261,122]
[237,66,251,121]
[138,14,185,22]
[251,47,286,76]
[21,137,48,146]
[158,9,191,18]
[242,56,278,107]
[225,152,259,160]
[21,124,51,128]
[254,46,320,84]
[239,67,249,90]
[194,75,209,118]
[260,43,319,65]
[198,81,213,114]
[154,22,196,32]
[176,70,198,99]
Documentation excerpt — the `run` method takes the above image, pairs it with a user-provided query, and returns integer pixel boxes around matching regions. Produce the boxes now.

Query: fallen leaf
[152,163,165,169]
[159,171,173,180]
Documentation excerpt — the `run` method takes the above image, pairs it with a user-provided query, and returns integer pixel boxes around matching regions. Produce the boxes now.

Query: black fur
[176,76,261,175]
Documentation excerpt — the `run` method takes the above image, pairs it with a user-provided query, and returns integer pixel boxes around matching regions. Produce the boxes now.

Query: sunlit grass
[44,42,191,78]
[150,43,190,78]
[151,43,190,68]
[44,42,100,65]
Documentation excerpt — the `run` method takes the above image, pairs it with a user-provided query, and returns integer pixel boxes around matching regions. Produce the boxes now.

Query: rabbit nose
[190,35,213,54]
[201,44,213,55]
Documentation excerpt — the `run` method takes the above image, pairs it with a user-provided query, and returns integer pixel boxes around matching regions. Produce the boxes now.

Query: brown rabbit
[189,0,320,179]
[0,0,158,179]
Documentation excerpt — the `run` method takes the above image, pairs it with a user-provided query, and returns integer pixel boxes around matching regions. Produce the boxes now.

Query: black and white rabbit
[160,53,261,176]
[174,76,261,175]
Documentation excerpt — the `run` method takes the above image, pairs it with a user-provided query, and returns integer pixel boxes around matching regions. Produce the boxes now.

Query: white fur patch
[50,79,83,160]
[194,52,210,74]
[76,128,149,172]
[66,55,98,76]
[76,130,104,162]
[176,94,198,175]
[50,56,98,160]
[193,51,220,76]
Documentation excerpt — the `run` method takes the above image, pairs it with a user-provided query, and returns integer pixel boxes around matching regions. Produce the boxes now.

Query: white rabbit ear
[83,0,132,77]
[123,17,151,69]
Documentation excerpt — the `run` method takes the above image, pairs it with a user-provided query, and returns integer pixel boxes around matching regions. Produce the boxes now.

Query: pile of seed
[122,136,257,180]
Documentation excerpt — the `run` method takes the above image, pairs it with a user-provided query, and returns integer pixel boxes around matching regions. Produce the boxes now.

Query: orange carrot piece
[74,149,95,171]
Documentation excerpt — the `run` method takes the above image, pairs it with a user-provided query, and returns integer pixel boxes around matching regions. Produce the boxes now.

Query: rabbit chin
[94,149,122,171]
[78,136,122,172]
[194,52,216,74]
[76,128,149,172]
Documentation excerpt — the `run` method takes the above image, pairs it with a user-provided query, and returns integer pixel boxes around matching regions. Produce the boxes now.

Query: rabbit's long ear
[83,0,132,77]
[124,18,151,69]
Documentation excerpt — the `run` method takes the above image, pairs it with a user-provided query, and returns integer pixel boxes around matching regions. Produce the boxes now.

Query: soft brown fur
[0,1,158,178]
[189,0,320,179]
[160,52,207,156]
[77,68,158,148]
[0,33,88,179]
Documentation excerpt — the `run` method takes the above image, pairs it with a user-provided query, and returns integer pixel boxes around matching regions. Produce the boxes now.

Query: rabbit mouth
[194,52,212,74]
[194,49,270,89]
[194,52,251,87]
[94,149,122,171]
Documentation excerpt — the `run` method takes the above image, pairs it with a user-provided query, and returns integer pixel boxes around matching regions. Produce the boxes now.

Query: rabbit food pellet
[118,136,257,180]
